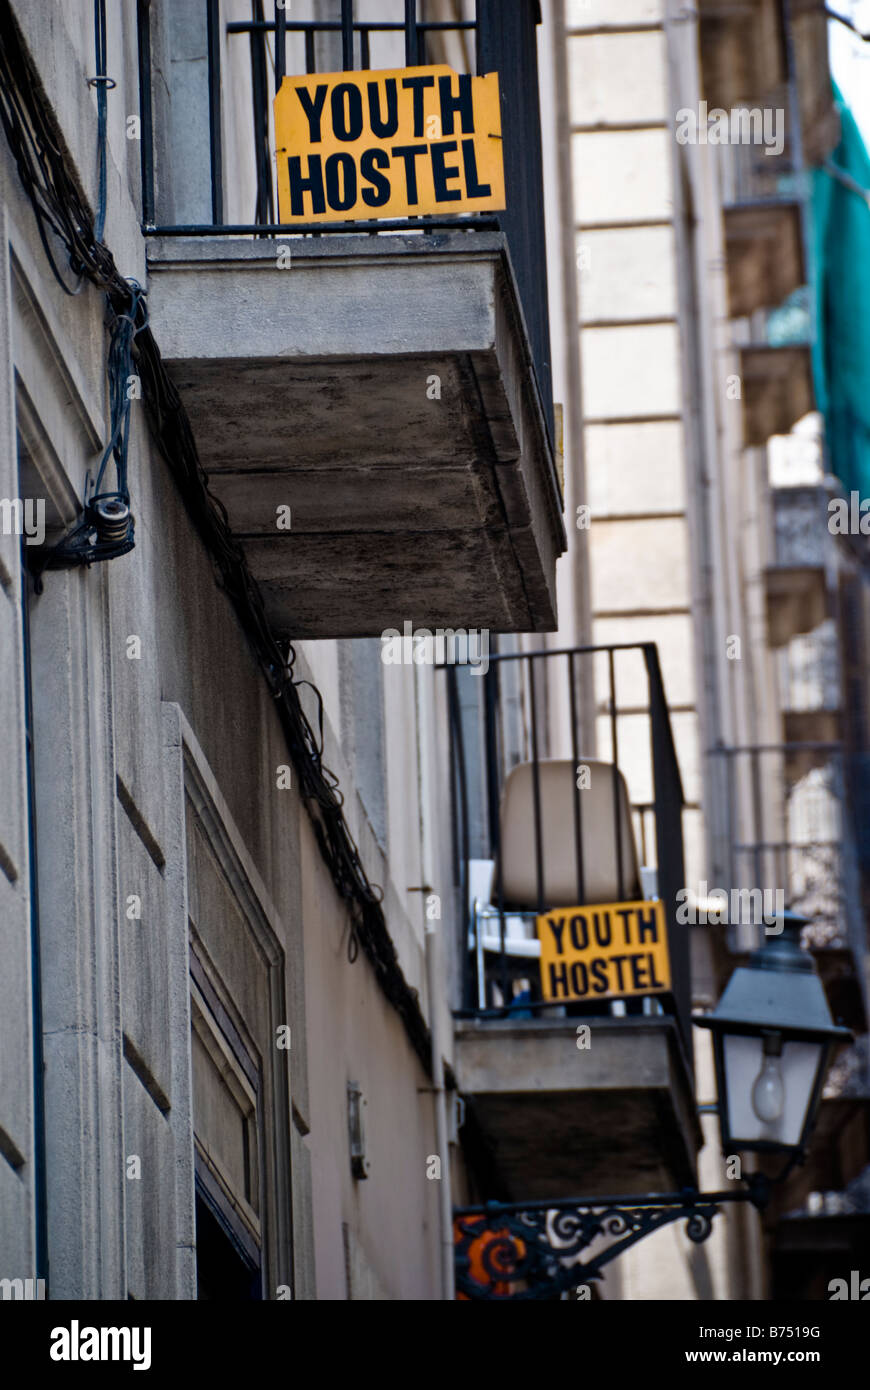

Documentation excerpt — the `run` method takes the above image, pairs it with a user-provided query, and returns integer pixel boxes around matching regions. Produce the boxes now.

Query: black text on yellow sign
[536,900,671,1004]
[274,65,506,224]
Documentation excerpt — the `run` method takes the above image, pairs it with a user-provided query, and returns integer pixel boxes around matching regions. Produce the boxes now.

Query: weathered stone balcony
[714,95,805,319]
[740,344,814,449]
[454,1015,700,1199]
[146,233,564,639]
[724,201,804,319]
[697,0,839,166]
[697,0,785,113]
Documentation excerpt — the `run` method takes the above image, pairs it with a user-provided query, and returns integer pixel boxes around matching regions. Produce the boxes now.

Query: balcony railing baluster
[709,742,858,953]
[251,2,275,229]
[404,0,418,66]
[341,0,354,70]
[206,0,223,225]
[275,0,286,85]
[608,647,624,902]
[528,654,545,917]
[137,0,154,226]
[568,650,585,907]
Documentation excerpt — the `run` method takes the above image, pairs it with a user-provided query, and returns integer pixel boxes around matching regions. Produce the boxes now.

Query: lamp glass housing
[695,910,851,1158]
[720,1031,826,1150]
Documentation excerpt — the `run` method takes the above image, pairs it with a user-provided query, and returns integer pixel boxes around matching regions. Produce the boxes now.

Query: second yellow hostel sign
[274,65,506,223]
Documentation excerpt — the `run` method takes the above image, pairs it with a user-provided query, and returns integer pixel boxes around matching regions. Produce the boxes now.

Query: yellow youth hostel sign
[536,901,671,1005]
[274,65,506,223]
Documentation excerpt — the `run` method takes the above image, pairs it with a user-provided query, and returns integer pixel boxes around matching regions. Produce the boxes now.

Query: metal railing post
[484,666,506,1008]
[744,750,756,889]
[136,0,155,225]
[275,0,286,85]
[405,0,419,66]
[476,0,554,441]
[341,0,354,70]
[568,651,585,906]
[608,648,624,901]
[447,668,474,1012]
[206,0,224,225]
[644,645,691,1063]
[251,2,275,227]
[528,655,545,917]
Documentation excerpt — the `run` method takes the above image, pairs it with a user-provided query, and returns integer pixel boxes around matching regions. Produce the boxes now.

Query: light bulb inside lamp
[751,1033,785,1124]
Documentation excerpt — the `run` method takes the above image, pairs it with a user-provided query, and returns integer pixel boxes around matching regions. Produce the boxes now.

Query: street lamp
[693,909,852,1159]
[455,909,853,1298]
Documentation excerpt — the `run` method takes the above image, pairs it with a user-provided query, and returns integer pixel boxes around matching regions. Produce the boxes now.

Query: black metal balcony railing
[715,85,803,208]
[136,0,553,435]
[771,482,832,569]
[782,622,840,715]
[446,643,691,1058]
[708,743,864,953]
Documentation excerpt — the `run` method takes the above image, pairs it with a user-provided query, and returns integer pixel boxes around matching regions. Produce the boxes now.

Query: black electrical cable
[92,0,108,243]
[39,282,142,574]
[0,0,440,1082]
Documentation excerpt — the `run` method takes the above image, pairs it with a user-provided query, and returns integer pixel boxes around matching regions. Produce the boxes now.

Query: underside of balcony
[697,0,839,165]
[724,202,804,318]
[766,566,827,647]
[454,1016,701,1200]
[145,233,565,639]
[740,344,814,447]
[697,0,784,111]
[782,734,840,787]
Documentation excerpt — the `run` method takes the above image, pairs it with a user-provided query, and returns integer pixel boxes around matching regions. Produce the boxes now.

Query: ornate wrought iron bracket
[454,1182,770,1300]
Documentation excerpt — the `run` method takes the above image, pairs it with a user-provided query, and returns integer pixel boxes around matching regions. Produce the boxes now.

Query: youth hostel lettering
[274,65,506,223]
[535,900,672,1004]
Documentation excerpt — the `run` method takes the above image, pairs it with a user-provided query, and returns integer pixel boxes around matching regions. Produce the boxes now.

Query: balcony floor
[765,565,828,647]
[740,344,814,448]
[724,201,804,318]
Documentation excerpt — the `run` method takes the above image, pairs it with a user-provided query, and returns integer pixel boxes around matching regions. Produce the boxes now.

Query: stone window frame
[190,972,262,1273]
[163,702,295,1300]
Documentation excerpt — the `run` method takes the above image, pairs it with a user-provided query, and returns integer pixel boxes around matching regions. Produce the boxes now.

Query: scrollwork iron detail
[454,1194,721,1300]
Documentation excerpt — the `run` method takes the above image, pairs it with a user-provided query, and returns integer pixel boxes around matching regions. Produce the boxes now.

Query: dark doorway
[195,1190,261,1300]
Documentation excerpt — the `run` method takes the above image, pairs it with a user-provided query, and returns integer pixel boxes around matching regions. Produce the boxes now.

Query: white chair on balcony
[471,759,643,1002]
[497,758,641,912]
